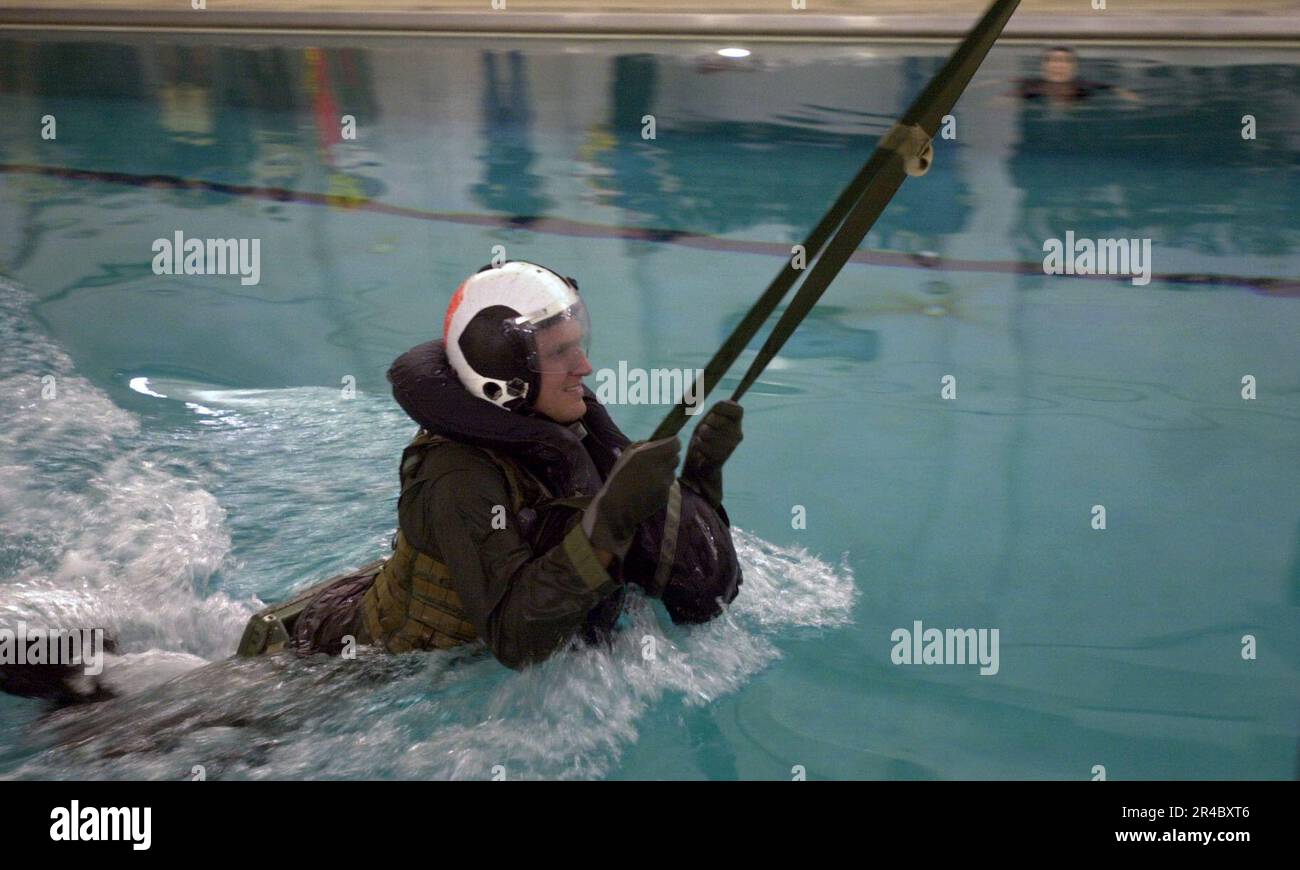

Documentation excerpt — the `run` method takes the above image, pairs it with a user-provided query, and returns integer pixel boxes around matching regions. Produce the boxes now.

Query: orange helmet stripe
[443,281,468,343]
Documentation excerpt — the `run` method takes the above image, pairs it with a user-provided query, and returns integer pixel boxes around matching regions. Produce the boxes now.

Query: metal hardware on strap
[880,122,934,177]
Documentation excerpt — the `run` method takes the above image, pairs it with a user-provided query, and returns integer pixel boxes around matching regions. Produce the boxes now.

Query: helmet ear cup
[458,304,534,403]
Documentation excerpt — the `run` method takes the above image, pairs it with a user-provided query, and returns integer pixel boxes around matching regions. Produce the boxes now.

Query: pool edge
[1,9,1299,41]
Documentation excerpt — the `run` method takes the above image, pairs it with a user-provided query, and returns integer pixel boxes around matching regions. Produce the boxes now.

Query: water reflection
[1008,53,1300,259]
[0,39,385,197]
[473,49,551,221]
[720,304,880,367]
[1,38,1296,285]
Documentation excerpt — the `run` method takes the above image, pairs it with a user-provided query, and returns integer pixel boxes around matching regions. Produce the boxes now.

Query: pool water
[0,32,1297,780]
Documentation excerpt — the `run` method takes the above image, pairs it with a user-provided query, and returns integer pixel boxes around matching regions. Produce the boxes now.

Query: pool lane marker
[0,160,1293,302]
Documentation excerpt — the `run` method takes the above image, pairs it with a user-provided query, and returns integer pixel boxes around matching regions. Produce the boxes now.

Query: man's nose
[573,350,593,377]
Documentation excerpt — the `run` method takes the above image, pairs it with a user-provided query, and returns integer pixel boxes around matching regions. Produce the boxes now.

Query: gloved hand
[582,435,681,558]
[681,400,743,508]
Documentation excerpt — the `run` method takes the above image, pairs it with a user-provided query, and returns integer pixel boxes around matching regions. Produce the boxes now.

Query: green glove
[681,400,744,508]
[582,435,681,558]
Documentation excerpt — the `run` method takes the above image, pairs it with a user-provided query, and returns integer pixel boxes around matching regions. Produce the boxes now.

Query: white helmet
[443,261,591,411]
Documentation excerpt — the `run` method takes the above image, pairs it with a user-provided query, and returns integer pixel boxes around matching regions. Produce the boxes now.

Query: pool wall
[2,0,1300,40]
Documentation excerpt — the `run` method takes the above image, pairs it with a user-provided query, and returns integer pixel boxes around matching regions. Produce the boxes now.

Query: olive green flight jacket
[396,439,619,669]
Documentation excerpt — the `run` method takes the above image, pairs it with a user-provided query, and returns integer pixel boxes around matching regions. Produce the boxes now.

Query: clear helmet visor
[510,299,592,374]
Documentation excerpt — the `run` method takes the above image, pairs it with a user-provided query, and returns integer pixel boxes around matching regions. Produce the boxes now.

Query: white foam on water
[97,650,213,697]
[10,529,854,781]
[731,531,856,629]
[126,377,166,399]
[0,281,252,666]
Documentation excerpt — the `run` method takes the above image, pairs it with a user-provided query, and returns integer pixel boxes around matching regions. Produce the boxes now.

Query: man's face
[530,317,593,424]
[1042,50,1078,84]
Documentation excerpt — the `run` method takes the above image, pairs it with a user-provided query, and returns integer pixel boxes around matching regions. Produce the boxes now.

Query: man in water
[1014,46,1138,105]
[284,261,745,668]
[3,261,745,700]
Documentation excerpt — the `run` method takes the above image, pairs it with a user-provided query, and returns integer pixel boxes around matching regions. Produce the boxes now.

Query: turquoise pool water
[0,32,1297,780]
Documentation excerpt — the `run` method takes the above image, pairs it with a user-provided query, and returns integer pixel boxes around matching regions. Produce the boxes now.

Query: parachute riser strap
[649,0,1020,439]
[650,480,683,597]
[729,155,906,401]
[726,0,1021,404]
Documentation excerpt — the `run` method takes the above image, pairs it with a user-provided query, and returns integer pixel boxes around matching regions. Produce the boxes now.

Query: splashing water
[0,283,249,666]
[7,534,855,780]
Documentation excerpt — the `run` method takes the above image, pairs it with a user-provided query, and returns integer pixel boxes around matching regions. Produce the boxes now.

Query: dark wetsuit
[1016,78,1114,104]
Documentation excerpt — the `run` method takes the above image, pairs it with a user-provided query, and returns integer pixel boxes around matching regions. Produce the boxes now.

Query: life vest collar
[387,340,629,498]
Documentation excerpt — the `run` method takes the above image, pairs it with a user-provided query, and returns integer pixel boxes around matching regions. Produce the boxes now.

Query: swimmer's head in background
[443,260,590,414]
[1042,46,1078,84]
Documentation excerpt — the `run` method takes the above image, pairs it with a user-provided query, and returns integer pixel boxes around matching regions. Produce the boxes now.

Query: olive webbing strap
[648,0,1021,439]
[729,0,1021,401]
[647,136,897,441]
